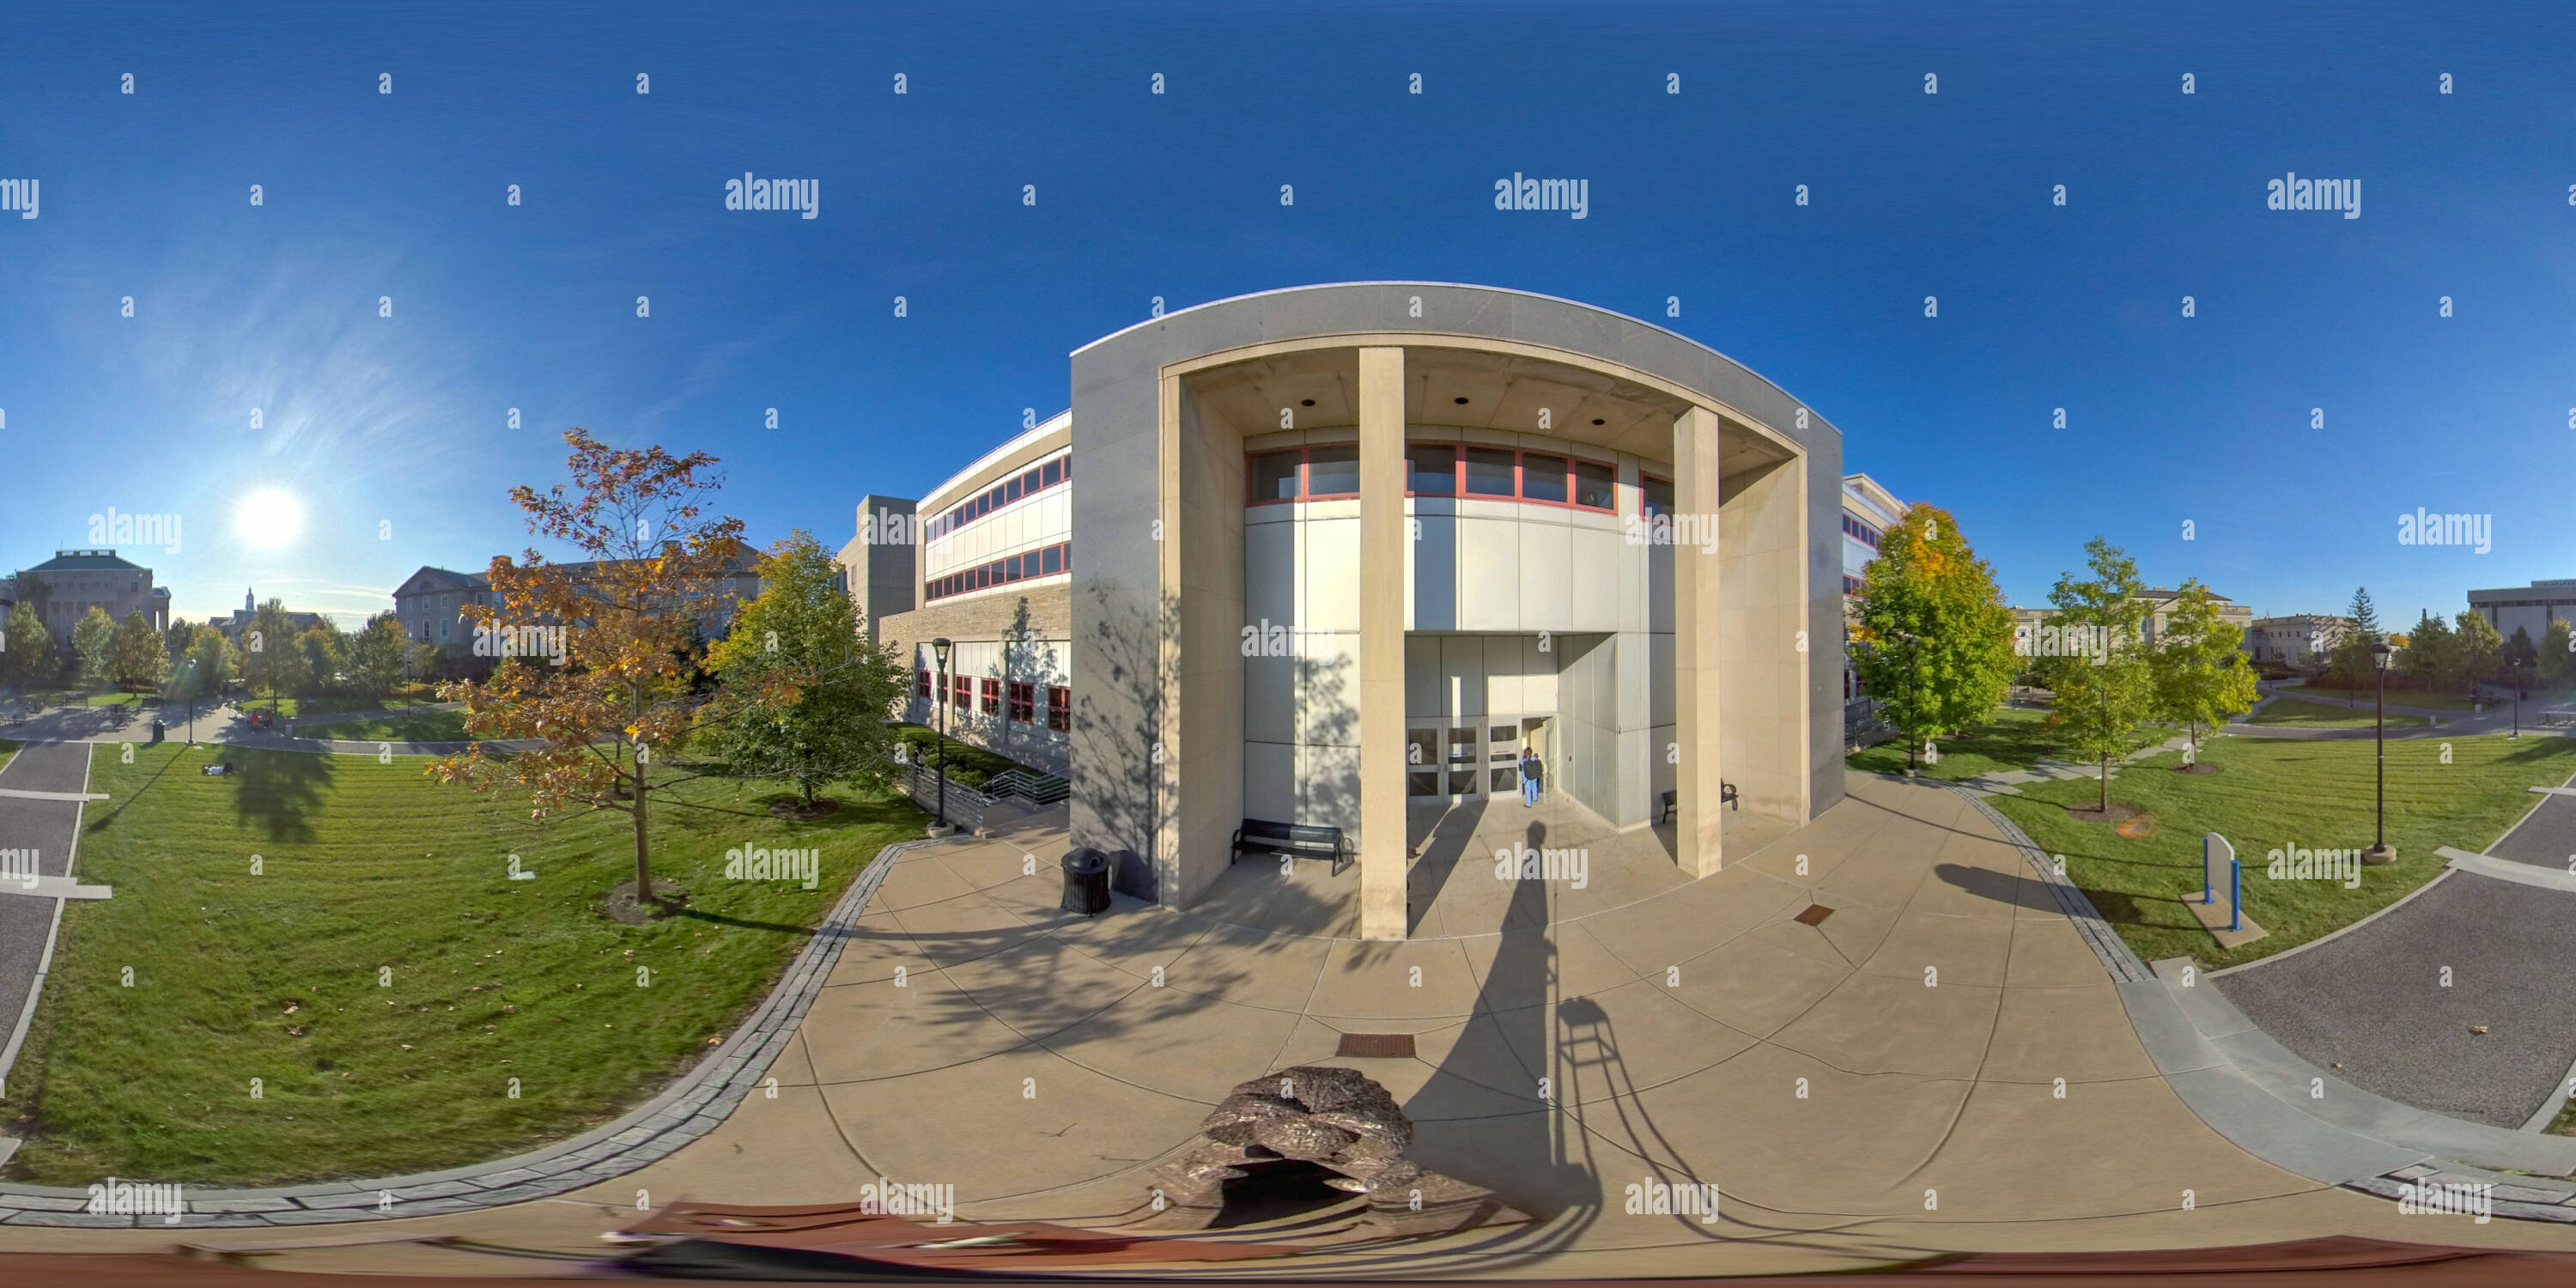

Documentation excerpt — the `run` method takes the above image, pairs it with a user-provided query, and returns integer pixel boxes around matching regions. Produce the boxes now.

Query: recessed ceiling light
[1454,397,1469,404]
[1301,398,1315,407]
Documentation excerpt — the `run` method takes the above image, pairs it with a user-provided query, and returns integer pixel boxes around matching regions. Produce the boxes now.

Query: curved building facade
[852,283,1846,941]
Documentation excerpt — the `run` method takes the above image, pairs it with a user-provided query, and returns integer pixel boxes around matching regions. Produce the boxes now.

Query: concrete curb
[1941,782,2150,984]
[0,835,946,1228]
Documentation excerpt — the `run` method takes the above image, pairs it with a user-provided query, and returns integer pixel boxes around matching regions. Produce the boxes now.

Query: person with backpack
[1518,745,1543,807]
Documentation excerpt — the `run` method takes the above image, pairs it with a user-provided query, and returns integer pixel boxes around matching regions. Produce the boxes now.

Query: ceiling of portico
[1181,343,1792,471]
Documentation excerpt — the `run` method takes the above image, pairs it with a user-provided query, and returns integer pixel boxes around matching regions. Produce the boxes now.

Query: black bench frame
[1656,783,1738,825]
[1230,818,1352,876]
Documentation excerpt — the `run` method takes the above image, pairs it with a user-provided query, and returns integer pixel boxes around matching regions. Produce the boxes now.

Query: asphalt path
[0,741,94,1085]
[2215,864,2576,1129]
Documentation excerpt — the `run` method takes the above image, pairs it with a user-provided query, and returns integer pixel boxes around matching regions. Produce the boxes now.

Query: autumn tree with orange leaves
[1848,502,2018,775]
[431,429,750,912]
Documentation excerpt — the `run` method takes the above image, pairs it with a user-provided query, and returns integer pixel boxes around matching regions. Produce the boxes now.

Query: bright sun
[234,488,307,549]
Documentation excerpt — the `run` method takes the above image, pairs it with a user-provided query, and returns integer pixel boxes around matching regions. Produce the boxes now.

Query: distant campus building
[391,548,763,673]
[1838,473,1905,702]
[218,587,326,643]
[2009,588,2258,655]
[2466,579,2576,642]
[838,282,1850,941]
[2245,615,2354,668]
[0,550,172,657]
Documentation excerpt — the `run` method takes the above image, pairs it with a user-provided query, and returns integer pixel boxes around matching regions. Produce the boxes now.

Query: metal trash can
[1060,848,1111,915]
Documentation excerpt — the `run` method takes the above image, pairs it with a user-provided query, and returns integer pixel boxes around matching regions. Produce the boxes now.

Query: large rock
[1141,1066,1528,1237]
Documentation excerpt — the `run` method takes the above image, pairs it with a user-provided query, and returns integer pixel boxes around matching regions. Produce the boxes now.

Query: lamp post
[2364,640,2396,865]
[1887,629,1924,777]
[931,637,952,833]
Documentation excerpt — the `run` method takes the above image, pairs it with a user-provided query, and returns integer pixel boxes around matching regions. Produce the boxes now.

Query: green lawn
[240,693,440,719]
[31,690,146,708]
[1845,706,2054,781]
[1993,733,2576,969]
[298,709,472,743]
[2245,696,2429,729]
[0,739,18,772]
[2290,683,2575,715]
[0,741,924,1187]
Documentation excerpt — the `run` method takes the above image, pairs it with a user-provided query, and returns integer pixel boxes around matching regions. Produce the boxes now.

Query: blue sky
[2,1,2571,631]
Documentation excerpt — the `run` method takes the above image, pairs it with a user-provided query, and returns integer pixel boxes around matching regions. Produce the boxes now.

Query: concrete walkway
[18,772,2575,1272]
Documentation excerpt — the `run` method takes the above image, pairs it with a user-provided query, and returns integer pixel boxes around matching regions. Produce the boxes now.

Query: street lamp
[1886,629,1925,777]
[931,637,953,833]
[2364,641,2396,866]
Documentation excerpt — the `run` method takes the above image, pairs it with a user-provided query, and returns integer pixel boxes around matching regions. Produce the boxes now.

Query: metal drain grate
[1334,1032,1417,1059]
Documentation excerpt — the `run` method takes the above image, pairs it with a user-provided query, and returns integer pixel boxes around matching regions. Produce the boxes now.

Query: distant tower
[244,587,254,615]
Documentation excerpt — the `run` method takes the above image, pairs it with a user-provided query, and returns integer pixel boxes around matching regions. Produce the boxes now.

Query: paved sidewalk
[12,771,2530,1269]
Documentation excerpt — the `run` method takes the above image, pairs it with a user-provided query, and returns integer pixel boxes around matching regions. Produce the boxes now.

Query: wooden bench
[1656,783,1738,825]
[1230,818,1351,875]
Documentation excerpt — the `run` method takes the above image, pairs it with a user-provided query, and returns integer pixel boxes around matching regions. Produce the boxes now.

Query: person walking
[1519,744,1542,807]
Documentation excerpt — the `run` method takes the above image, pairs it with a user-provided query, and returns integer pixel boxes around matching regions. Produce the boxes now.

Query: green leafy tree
[2449,610,2502,698]
[162,617,194,663]
[0,602,58,690]
[109,610,168,691]
[297,621,349,696]
[2542,618,2575,690]
[71,606,118,688]
[2041,538,2159,812]
[2399,611,2451,692]
[349,613,410,696]
[1846,502,2020,775]
[701,532,909,809]
[407,640,444,680]
[240,599,311,709]
[2151,580,2259,762]
[180,623,233,708]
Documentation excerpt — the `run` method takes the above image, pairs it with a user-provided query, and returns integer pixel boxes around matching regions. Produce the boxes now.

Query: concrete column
[1672,406,1724,878]
[1358,346,1409,939]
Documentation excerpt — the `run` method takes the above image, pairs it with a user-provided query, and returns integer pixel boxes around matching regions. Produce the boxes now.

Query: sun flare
[234,488,307,550]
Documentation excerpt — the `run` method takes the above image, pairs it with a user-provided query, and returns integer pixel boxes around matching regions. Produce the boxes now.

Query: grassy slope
[2291,683,2575,715]
[243,694,440,719]
[0,738,17,772]
[1995,733,2576,969]
[2246,696,2430,729]
[1844,706,2053,781]
[1,742,922,1187]
[298,710,472,742]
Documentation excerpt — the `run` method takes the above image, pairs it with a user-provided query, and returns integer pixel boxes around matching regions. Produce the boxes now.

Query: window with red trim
[1008,681,1035,723]
[1047,685,1071,731]
[980,677,1001,715]
[951,674,972,711]
[917,668,932,699]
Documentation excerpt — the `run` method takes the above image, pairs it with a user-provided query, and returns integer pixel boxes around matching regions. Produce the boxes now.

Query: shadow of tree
[228,748,335,843]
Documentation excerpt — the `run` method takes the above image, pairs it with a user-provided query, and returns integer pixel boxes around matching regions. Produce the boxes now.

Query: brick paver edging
[1941,781,2151,984]
[0,835,943,1228]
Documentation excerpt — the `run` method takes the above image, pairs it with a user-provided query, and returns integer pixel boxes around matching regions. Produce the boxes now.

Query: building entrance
[1407,714,1552,803]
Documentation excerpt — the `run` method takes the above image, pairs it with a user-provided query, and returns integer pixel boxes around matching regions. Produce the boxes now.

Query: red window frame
[1008,681,1035,723]
[951,674,971,711]
[1401,443,1617,513]
[918,668,933,699]
[980,677,1001,715]
[922,541,1073,603]
[1046,685,1071,732]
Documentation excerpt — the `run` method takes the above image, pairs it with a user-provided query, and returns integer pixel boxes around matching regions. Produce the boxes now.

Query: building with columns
[854,283,1844,941]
